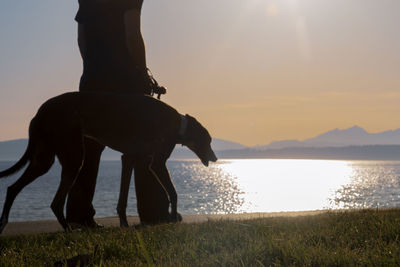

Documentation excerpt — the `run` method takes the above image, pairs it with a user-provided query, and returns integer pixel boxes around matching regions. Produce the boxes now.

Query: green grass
[1,209,400,266]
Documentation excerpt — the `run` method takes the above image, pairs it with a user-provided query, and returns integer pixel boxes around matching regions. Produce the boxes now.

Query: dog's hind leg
[0,153,54,234]
[52,148,84,231]
[117,154,134,227]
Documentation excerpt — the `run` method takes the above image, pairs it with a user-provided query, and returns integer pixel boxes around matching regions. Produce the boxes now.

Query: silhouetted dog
[0,92,217,233]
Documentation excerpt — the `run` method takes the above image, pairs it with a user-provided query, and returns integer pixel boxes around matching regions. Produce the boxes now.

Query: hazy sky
[0,0,399,146]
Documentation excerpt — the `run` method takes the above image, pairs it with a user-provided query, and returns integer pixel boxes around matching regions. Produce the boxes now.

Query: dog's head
[179,114,218,167]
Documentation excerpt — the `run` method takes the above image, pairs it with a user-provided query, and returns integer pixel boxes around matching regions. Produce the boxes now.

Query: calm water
[1,159,400,222]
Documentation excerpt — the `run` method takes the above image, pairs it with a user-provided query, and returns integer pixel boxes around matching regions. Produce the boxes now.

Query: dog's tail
[0,139,32,179]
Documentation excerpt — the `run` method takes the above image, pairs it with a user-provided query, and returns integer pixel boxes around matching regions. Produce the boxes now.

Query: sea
[1,159,400,222]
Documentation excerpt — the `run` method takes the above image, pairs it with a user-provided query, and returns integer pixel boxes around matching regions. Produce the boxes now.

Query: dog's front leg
[117,154,134,227]
[149,160,182,222]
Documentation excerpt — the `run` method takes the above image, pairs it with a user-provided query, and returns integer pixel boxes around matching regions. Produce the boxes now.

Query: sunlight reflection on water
[207,159,354,213]
[330,161,400,209]
[204,159,400,213]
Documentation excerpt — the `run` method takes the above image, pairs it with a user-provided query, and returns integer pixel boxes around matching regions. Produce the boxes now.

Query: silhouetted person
[66,0,167,227]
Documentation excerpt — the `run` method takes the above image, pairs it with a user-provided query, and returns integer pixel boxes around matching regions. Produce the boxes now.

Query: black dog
[0,92,217,233]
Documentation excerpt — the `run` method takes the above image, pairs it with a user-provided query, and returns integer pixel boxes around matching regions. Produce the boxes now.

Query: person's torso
[76,0,144,91]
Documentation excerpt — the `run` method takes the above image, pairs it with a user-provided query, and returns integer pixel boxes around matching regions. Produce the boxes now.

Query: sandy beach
[1,210,325,236]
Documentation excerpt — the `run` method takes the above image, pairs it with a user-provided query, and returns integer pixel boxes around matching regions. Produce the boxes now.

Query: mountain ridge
[256,126,400,150]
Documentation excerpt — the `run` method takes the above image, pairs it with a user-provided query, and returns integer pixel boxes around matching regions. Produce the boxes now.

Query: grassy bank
[1,209,400,266]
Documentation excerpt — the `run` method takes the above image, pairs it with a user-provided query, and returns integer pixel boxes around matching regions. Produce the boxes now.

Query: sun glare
[218,159,353,212]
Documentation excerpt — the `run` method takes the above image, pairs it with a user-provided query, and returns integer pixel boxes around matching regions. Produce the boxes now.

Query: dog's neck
[178,114,188,144]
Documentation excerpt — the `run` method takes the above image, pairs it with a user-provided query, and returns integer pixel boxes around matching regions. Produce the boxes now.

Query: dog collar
[178,114,188,140]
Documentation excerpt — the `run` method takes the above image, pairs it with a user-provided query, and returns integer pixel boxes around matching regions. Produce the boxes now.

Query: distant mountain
[169,138,248,159]
[217,145,400,160]
[256,126,400,150]
[211,138,248,151]
[0,138,248,161]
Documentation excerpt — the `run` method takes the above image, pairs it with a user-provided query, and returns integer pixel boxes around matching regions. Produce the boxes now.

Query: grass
[1,209,400,266]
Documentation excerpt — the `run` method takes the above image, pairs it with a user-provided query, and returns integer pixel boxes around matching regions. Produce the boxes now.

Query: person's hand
[153,86,167,99]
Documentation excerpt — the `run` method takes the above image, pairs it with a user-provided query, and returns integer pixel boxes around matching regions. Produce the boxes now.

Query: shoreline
[2,210,325,236]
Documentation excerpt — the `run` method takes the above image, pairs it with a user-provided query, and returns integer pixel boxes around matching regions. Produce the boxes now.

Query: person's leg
[66,23,104,226]
[150,159,182,222]
[66,138,105,226]
[134,156,171,225]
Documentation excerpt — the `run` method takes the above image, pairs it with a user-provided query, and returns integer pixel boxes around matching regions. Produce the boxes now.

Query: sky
[0,0,399,146]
